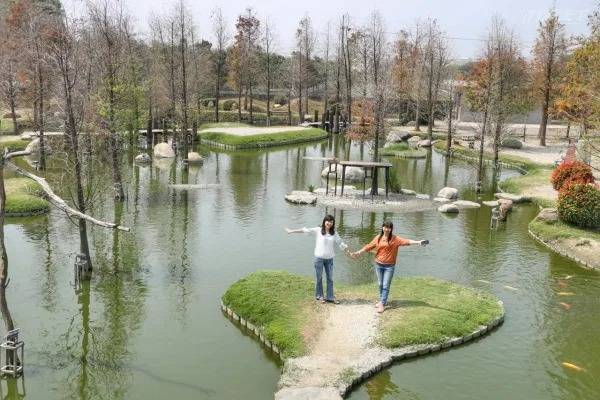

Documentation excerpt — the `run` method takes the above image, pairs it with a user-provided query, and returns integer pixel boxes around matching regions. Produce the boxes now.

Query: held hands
[419,239,429,246]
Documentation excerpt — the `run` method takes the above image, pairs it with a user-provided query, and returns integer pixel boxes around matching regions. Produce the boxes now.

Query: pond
[4,136,599,399]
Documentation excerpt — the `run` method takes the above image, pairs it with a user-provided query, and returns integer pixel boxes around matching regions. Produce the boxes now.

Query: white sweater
[302,227,348,259]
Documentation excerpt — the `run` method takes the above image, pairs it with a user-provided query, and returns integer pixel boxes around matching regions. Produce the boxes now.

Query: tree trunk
[298,82,304,123]
[566,120,570,139]
[180,22,189,161]
[446,99,453,152]
[249,85,254,125]
[108,72,125,201]
[7,70,18,136]
[415,99,421,132]
[538,90,550,146]
[237,88,242,122]
[37,61,46,169]
[215,60,221,123]
[287,89,292,125]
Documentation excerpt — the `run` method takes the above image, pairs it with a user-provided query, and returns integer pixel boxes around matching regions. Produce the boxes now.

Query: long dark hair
[377,220,393,243]
[321,214,335,235]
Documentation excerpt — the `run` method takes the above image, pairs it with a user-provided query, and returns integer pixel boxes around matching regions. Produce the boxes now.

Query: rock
[153,157,174,170]
[498,199,513,211]
[400,189,416,195]
[494,192,529,203]
[25,138,52,154]
[187,152,203,164]
[416,193,430,200]
[438,204,459,213]
[537,208,558,222]
[321,165,365,182]
[434,197,451,203]
[437,187,459,200]
[483,200,500,207]
[275,387,343,400]
[417,139,432,148]
[285,191,317,205]
[407,136,421,144]
[134,153,151,163]
[387,131,411,142]
[453,200,481,209]
[153,142,175,158]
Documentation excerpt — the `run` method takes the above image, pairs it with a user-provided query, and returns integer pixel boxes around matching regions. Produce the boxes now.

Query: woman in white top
[286,214,348,303]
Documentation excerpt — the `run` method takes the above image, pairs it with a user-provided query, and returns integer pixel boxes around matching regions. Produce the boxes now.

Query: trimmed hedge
[501,138,523,149]
[557,183,600,229]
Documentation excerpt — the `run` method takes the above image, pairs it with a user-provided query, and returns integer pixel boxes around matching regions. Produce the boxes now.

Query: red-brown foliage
[551,160,595,191]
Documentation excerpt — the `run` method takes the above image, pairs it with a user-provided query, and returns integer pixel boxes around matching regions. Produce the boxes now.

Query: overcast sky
[62,0,597,60]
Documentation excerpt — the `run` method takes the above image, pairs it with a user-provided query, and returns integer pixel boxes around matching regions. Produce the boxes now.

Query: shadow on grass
[386,299,460,314]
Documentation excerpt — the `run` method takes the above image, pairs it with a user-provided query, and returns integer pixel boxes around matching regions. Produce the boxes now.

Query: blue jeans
[314,257,334,301]
[375,263,395,305]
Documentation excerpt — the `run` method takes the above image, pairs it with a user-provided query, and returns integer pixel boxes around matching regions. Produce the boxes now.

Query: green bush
[501,138,523,149]
[0,140,28,152]
[222,99,237,111]
[557,183,600,228]
[274,96,287,106]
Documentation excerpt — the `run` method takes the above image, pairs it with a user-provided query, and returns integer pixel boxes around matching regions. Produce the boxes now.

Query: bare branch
[3,151,130,232]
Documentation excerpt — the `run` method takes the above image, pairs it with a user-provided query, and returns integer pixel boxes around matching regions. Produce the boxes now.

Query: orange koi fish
[562,362,585,372]
[558,302,572,310]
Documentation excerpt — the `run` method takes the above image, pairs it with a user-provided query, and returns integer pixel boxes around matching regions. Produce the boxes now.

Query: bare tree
[87,0,126,200]
[211,7,228,123]
[532,8,568,146]
[263,18,275,126]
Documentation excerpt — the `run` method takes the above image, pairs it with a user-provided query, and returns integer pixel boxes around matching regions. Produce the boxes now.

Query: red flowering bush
[551,161,595,191]
[557,183,600,228]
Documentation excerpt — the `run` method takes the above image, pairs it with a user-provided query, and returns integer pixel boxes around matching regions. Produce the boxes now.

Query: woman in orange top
[350,221,428,313]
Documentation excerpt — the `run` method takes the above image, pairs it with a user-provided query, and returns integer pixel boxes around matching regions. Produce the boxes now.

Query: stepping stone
[434,197,451,203]
[453,200,481,209]
[483,200,499,207]
[494,192,530,203]
[400,189,416,195]
[438,203,459,213]
[285,191,317,205]
[416,193,430,200]
[134,153,151,163]
[537,208,558,222]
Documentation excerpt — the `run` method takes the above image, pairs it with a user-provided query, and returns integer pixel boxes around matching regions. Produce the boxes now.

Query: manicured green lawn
[198,122,249,130]
[199,127,328,149]
[222,271,503,358]
[0,139,28,152]
[529,217,600,241]
[379,143,427,158]
[5,178,49,215]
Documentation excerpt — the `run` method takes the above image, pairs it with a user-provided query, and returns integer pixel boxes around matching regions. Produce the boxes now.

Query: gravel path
[198,126,307,136]
[277,302,388,398]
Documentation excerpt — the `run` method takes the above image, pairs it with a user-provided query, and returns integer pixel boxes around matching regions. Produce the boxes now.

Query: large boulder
[134,153,151,163]
[400,188,416,195]
[417,139,432,148]
[321,165,365,182]
[438,203,459,213]
[437,187,459,200]
[285,191,317,205]
[537,208,558,222]
[498,199,514,211]
[407,136,421,144]
[187,152,203,164]
[153,142,175,158]
[494,192,529,203]
[453,200,481,209]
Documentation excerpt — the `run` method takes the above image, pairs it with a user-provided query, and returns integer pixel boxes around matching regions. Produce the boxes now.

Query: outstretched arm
[285,227,316,234]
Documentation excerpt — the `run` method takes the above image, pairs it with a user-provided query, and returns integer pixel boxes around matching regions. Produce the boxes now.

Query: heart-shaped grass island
[221,271,504,400]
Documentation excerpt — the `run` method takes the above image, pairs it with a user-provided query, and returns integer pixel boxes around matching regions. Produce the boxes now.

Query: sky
[62,0,597,60]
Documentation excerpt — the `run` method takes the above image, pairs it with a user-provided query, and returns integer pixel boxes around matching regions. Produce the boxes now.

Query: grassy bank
[222,271,503,357]
[199,127,328,149]
[0,139,28,152]
[198,122,248,130]
[5,178,49,216]
[529,216,600,270]
[379,143,427,159]
[433,141,555,206]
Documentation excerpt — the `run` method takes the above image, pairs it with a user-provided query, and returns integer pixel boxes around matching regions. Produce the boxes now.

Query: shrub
[557,183,600,228]
[501,138,523,149]
[275,96,287,106]
[551,160,595,191]
[2,112,20,119]
[222,99,237,111]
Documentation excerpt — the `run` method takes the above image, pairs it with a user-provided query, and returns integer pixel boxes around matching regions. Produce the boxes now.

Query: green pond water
[3,136,600,399]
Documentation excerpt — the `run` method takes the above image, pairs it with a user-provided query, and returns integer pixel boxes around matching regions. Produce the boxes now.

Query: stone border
[6,208,49,217]
[222,300,505,399]
[220,301,283,360]
[199,133,328,150]
[528,227,598,270]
